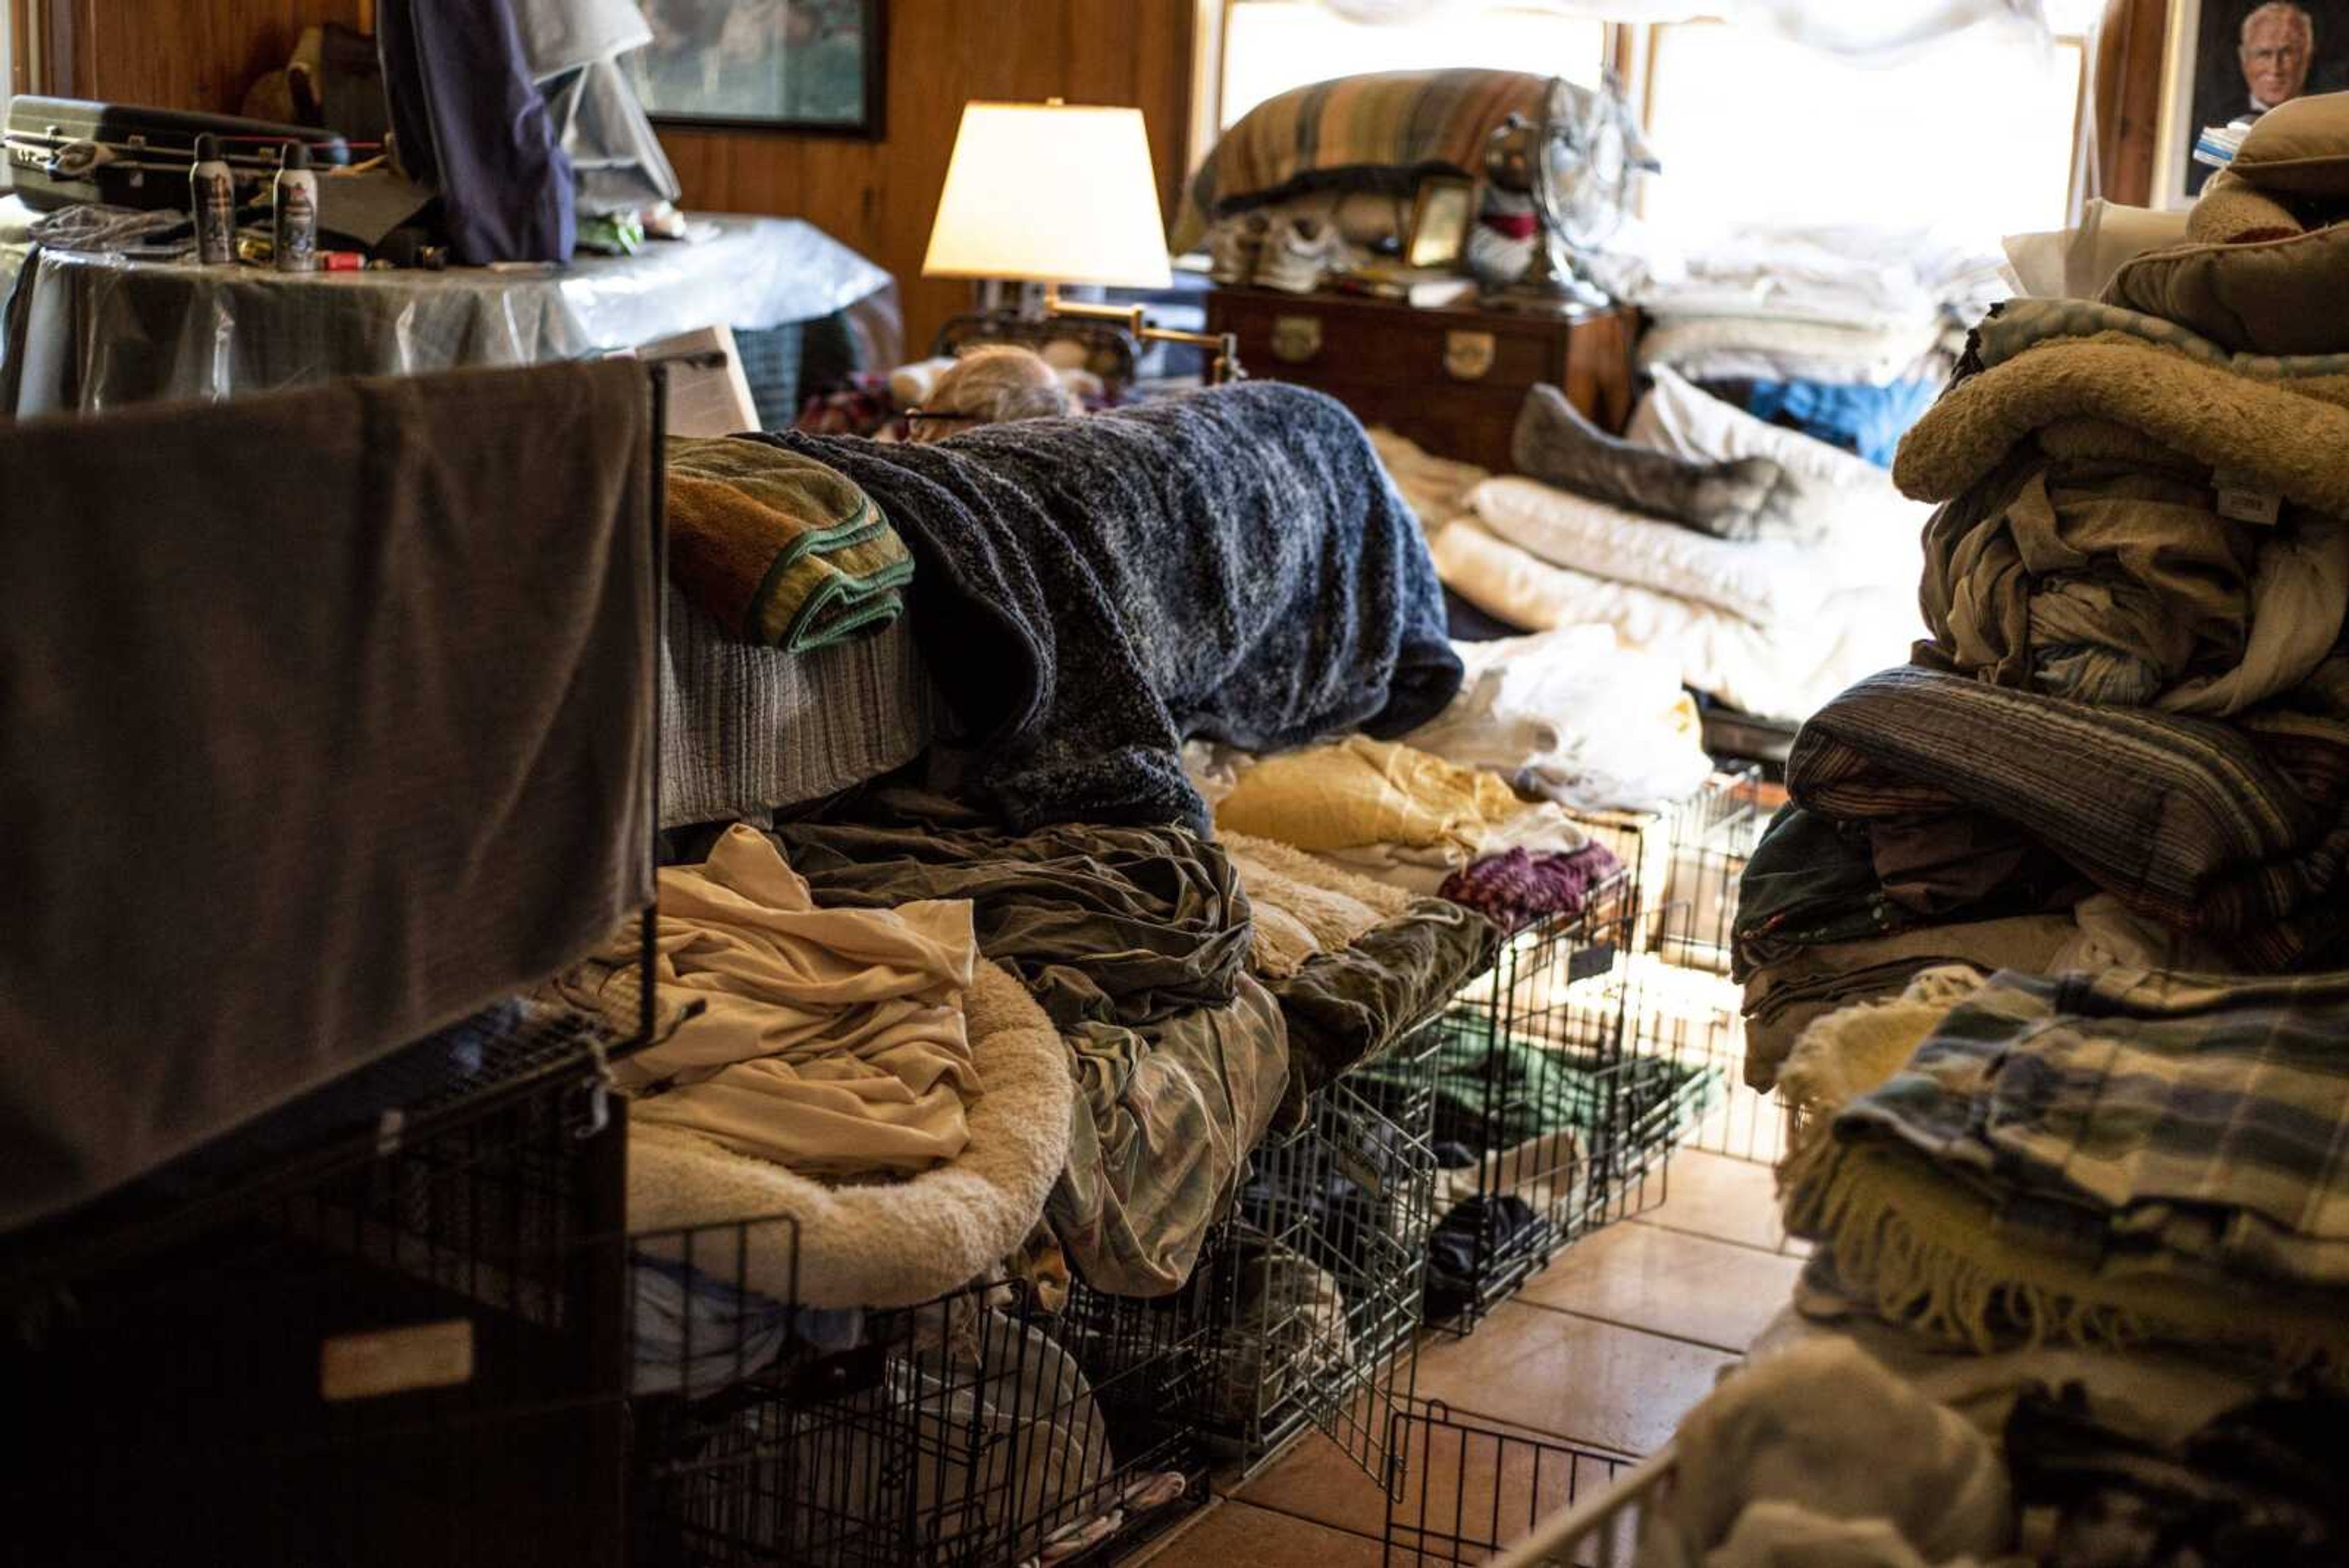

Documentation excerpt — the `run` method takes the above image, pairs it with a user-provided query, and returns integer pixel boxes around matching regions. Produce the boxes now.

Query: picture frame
[1405,176,1476,269]
[2154,0,2349,207]
[627,0,887,139]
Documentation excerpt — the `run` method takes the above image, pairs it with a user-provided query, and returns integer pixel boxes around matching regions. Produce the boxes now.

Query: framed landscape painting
[629,0,886,138]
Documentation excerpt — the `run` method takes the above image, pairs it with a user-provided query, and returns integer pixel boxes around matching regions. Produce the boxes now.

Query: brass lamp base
[1042,283,1244,385]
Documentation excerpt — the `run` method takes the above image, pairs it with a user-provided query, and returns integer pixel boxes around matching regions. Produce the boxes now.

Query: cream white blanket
[609,825,982,1180]
[626,959,1074,1309]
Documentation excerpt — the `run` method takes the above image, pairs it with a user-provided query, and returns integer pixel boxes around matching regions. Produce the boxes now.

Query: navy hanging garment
[376,0,576,264]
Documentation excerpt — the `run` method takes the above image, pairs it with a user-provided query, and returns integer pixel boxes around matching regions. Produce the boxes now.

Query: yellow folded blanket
[1214,735,1558,855]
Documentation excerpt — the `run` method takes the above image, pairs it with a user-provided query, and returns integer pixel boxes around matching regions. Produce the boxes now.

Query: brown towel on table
[0,361,658,1235]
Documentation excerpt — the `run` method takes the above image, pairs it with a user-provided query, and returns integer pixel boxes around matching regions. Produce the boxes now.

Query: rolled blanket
[767,383,1460,835]
[666,435,911,652]
[1174,69,1549,251]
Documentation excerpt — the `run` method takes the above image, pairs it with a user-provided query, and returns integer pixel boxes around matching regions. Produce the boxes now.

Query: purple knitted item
[1439,842,1622,932]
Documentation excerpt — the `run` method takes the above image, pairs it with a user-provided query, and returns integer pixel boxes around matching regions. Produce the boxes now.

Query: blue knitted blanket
[766,382,1460,833]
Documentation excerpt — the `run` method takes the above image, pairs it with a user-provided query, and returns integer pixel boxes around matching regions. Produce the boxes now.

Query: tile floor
[1134,1150,1802,1566]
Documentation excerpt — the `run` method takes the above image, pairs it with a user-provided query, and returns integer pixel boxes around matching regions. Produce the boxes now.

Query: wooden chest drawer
[1205,286,1636,474]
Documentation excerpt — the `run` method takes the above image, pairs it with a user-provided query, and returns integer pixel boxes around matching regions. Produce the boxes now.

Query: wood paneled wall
[658,0,1198,352]
[58,0,369,113]
[2094,0,2170,207]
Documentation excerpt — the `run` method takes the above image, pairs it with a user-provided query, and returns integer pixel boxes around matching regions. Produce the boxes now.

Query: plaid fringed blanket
[1786,965,2349,1374]
[1787,665,2349,968]
[1175,69,1548,250]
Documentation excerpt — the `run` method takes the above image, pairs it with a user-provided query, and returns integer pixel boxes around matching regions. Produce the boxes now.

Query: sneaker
[1254,215,1353,294]
[1208,212,1270,286]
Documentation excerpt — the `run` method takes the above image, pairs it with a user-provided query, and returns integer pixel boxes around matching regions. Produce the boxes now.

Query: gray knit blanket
[764,382,1461,834]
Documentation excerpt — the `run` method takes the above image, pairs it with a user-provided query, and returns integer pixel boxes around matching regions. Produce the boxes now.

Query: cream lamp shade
[922,101,1173,289]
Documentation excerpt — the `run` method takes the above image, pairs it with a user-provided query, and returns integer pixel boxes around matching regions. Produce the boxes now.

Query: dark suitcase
[2,96,350,214]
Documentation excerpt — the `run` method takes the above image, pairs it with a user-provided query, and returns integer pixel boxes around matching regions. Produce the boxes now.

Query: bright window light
[1641,20,2084,243]
[1218,2,1606,130]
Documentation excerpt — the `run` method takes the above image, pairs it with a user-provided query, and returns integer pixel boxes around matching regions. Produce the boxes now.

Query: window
[1214,1,1608,132]
[1638,19,2086,242]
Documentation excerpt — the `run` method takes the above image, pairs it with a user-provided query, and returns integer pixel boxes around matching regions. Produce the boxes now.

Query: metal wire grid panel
[1565,771,1791,1168]
[1368,869,1726,1330]
[1188,1065,1439,1485]
[636,1265,1211,1568]
[2,1019,634,1568]
[1382,1399,1646,1567]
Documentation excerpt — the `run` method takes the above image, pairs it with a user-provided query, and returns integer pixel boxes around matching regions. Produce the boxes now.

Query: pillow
[1511,381,1792,542]
[2231,89,2349,196]
[2102,220,2349,354]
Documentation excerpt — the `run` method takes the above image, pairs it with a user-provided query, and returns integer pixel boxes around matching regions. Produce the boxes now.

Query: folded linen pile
[1422,374,1927,722]
[1734,286,2349,1058]
[1779,964,2349,1379]
[1209,735,1590,891]
[1212,826,1499,1098]
[1616,223,2000,467]
[764,790,1283,1297]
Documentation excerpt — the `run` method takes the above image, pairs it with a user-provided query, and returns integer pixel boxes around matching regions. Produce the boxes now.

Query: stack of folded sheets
[1610,223,2002,467]
[1734,288,2349,1086]
[1734,97,2349,1081]
[1779,963,2349,1381]
[1384,363,1931,723]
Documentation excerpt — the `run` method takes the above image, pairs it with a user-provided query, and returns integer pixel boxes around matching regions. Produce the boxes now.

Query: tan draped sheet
[599,826,983,1180]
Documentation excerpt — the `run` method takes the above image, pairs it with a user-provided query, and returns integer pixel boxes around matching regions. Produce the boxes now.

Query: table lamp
[922,100,1242,384]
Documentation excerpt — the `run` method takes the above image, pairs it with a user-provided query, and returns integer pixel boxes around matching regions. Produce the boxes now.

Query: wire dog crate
[1564,771,1788,1167]
[636,1258,1211,1568]
[1382,1399,1646,1567]
[1354,874,1720,1329]
[2,1004,637,1568]
[1189,1064,1440,1484]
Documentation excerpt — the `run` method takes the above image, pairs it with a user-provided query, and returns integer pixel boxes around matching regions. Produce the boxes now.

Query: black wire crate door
[1,1061,632,1568]
[1382,1397,1639,1567]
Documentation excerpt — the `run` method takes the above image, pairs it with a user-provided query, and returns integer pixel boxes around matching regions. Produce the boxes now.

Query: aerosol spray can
[189,133,236,266]
[273,141,318,273]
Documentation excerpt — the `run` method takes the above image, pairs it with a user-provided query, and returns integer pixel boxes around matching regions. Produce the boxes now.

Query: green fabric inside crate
[1351,1014,1719,1160]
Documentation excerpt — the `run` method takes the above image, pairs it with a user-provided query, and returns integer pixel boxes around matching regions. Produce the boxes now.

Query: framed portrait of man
[628,0,886,137]
[2157,0,2349,204]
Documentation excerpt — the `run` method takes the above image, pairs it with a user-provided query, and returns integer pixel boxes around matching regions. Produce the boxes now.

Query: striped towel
[1177,69,1548,250]
[666,436,912,653]
[1787,665,2349,968]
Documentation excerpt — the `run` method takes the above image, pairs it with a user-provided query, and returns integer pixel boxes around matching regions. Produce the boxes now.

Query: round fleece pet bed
[628,959,1073,1309]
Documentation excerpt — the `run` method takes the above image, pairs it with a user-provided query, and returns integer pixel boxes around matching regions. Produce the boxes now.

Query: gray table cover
[0,199,888,414]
